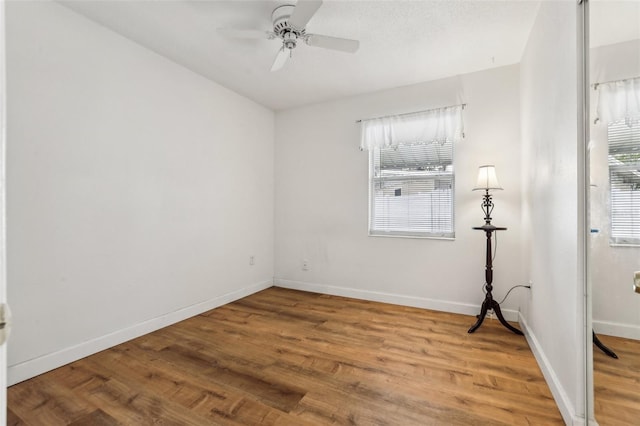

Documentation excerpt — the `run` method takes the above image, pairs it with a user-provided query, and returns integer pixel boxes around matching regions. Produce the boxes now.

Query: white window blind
[608,117,640,245]
[370,141,454,238]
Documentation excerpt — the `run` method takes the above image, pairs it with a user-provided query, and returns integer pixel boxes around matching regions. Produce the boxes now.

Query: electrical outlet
[486,309,495,319]
[302,260,309,271]
[249,256,255,266]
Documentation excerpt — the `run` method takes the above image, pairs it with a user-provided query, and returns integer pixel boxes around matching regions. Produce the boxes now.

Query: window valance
[595,76,640,125]
[359,105,465,151]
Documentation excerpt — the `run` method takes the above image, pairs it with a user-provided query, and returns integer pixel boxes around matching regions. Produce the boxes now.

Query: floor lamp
[468,165,523,335]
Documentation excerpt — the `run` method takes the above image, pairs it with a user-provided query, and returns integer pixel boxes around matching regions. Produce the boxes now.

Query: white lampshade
[473,165,503,191]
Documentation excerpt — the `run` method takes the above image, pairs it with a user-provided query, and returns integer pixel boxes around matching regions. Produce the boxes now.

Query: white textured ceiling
[59,0,540,110]
[58,1,638,111]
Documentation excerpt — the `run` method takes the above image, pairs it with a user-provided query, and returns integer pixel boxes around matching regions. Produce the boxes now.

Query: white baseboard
[7,280,273,386]
[593,319,640,340]
[518,313,585,426]
[274,279,519,321]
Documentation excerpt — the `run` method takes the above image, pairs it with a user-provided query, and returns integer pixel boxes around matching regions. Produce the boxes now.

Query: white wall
[6,1,274,384]
[274,64,524,318]
[590,39,640,339]
[519,2,584,424]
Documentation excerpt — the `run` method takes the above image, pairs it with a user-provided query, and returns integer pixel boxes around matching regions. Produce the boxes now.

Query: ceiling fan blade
[289,0,323,30]
[217,28,272,40]
[271,47,290,72]
[306,34,360,53]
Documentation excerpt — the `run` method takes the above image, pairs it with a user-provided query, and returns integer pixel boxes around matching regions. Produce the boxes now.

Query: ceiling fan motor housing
[272,4,305,49]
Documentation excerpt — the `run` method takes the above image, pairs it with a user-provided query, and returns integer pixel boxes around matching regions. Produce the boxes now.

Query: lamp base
[593,330,618,358]
[468,295,523,335]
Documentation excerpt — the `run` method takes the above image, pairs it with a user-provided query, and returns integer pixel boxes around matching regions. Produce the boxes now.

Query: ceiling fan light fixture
[283,31,297,50]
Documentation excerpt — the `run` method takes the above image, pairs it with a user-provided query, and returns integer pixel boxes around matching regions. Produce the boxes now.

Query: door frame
[0,0,9,423]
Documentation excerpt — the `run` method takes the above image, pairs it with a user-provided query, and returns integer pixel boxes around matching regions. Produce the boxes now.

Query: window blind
[608,117,640,245]
[370,142,454,237]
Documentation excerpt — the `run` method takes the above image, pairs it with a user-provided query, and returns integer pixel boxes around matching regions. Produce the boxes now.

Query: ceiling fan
[217,0,360,72]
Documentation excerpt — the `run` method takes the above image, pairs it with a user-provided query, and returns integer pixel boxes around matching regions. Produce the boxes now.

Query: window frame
[368,144,456,240]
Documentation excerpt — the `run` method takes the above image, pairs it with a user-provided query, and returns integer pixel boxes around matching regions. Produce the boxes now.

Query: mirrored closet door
[589,1,640,424]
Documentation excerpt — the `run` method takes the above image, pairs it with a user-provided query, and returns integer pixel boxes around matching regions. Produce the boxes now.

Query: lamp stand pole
[468,190,523,335]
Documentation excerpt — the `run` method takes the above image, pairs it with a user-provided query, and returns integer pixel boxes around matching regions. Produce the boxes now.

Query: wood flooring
[7,287,563,425]
[593,333,640,425]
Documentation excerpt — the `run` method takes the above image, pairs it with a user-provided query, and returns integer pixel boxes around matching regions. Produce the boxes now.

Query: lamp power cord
[497,284,531,305]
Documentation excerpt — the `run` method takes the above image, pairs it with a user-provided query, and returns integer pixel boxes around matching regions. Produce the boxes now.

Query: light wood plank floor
[594,333,640,425]
[8,287,563,425]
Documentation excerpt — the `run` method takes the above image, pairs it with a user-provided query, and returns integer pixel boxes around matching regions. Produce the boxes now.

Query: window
[359,105,463,238]
[608,117,640,245]
[370,142,454,238]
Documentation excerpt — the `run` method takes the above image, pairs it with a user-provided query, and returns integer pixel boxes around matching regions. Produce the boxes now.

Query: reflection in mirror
[589,1,640,424]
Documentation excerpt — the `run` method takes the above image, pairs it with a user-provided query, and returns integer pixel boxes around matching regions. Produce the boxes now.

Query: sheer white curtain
[359,105,464,151]
[595,76,640,125]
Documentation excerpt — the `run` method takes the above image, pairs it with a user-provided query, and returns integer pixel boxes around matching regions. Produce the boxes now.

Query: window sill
[368,232,455,241]
[609,242,640,248]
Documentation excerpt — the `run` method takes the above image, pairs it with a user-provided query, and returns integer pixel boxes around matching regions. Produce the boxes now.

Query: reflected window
[608,116,640,245]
